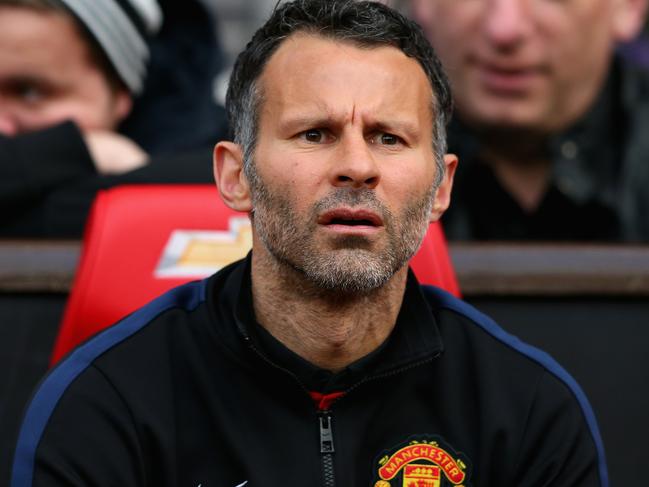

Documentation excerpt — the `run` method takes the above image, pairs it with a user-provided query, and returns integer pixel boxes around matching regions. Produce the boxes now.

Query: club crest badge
[372,436,472,487]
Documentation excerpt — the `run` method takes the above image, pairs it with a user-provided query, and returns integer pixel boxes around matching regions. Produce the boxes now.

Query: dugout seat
[50,184,460,364]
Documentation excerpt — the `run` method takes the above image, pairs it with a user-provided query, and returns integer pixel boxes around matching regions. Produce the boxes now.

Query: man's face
[247,34,453,293]
[413,0,640,133]
[0,6,130,136]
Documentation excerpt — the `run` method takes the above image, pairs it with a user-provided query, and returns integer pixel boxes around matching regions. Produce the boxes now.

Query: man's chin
[298,248,400,295]
[457,96,552,133]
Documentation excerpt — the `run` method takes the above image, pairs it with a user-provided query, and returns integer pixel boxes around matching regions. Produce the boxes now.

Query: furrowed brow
[278,114,342,134]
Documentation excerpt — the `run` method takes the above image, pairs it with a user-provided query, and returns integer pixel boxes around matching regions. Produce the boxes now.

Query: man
[11,1,606,486]
[0,0,226,236]
[0,0,159,175]
[411,0,649,241]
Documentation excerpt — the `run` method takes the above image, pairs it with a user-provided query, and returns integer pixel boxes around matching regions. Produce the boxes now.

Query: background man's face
[413,0,637,133]
[0,6,130,136]
[248,34,449,293]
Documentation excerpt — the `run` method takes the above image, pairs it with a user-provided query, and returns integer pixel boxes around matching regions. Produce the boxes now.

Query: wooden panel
[450,243,649,296]
[0,240,79,293]
[2,240,649,296]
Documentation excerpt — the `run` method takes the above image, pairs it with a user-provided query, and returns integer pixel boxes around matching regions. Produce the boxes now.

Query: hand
[84,131,149,175]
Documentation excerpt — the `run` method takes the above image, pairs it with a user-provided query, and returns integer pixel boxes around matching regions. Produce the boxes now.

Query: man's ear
[429,153,458,223]
[612,0,649,42]
[213,141,253,212]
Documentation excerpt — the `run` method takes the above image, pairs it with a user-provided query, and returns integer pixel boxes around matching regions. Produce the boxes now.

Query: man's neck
[250,248,408,373]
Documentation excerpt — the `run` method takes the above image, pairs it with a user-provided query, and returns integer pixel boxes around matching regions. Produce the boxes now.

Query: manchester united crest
[371,436,472,487]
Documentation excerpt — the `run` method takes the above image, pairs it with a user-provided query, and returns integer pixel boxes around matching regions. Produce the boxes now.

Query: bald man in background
[412,0,649,241]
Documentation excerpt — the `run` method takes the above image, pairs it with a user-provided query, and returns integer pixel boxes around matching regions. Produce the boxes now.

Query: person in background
[0,0,226,236]
[411,0,649,241]
[119,0,228,155]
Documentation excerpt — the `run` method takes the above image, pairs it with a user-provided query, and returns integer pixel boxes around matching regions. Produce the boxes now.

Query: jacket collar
[212,254,444,393]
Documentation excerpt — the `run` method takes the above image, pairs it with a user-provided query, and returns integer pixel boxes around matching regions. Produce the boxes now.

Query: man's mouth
[474,59,544,94]
[317,208,383,229]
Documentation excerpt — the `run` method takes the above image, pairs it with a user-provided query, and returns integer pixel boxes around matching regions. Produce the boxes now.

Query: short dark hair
[226,0,453,188]
[0,0,126,93]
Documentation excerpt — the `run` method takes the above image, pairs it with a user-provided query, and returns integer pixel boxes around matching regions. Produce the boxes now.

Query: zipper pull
[319,413,335,453]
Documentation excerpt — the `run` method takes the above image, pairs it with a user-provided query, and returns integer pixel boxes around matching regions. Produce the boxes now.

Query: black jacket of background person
[442,55,649,242]
[11,256,607,487]
[119,0,227,155]
[0,123,218,237]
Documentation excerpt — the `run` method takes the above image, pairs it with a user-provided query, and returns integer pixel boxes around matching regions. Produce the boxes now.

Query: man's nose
[483,0,532,48]
[330,133,380,190]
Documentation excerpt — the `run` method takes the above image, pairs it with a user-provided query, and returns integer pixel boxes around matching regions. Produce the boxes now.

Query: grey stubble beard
[247,163,436,296]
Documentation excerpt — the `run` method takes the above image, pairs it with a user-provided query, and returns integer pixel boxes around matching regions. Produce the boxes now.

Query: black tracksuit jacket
[11,257,607,487]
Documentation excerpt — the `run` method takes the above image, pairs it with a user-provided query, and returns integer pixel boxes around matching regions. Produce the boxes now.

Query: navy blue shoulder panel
[10,278,209,487]
[422,284,609,487]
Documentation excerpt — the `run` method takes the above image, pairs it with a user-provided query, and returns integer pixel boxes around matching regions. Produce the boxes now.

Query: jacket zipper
[319,412,336,487]
[244,337,441,487]
[246,341,338,487]
[311,354,440,487]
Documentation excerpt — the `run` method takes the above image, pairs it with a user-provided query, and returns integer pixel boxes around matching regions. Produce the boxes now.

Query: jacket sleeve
[32,146,214,237]
[0,130,213,237]
[511,370,607,487]
[11,365,144,487]
[0,122,96,209]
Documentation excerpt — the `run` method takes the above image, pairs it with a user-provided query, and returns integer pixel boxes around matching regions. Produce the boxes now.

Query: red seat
[51,184,460,364]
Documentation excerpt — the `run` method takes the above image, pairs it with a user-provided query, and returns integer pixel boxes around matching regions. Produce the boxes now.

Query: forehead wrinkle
[259,33,436,138]
[278,98,428,140]
[276,82,371,123]
[276,100,351,131]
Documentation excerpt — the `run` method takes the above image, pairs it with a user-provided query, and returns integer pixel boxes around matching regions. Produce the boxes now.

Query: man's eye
[23,87,43,103]
[302,129,324,143]
[10,82,46,105]
[380,133,399,145]
[371,132,402,146]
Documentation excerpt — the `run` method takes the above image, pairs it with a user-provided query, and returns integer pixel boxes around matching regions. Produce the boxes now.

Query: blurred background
[1,1,648,485]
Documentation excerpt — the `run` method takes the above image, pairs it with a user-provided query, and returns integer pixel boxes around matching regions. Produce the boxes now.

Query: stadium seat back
[51,184,460,364]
